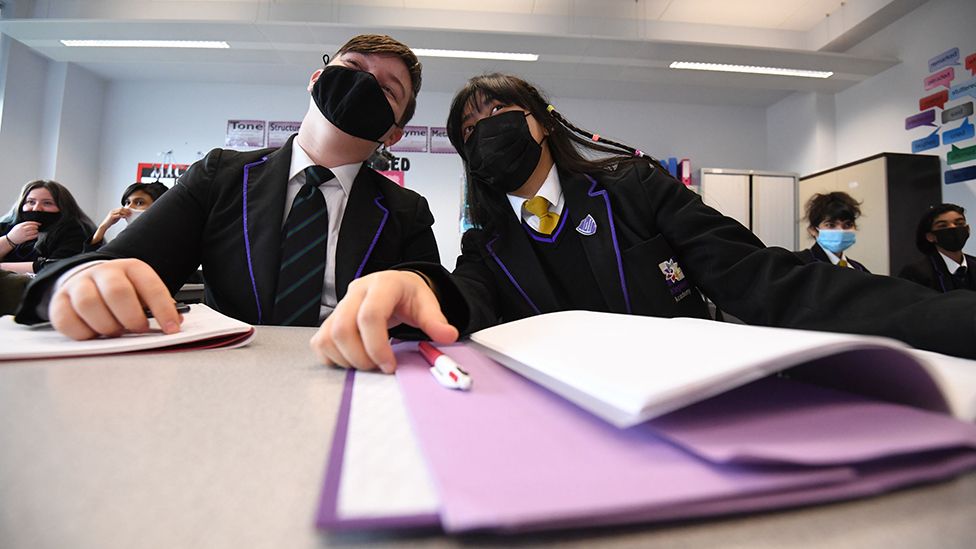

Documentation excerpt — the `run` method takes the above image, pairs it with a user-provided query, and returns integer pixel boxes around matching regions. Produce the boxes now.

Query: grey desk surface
[1,326,974,549]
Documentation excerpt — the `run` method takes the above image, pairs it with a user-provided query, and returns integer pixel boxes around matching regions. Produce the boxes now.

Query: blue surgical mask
[817,229,856,254]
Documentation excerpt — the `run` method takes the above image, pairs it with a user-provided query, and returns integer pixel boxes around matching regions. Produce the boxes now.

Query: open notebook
[317,341,976,533]
[0,303,255,361]
[468,311,976,426]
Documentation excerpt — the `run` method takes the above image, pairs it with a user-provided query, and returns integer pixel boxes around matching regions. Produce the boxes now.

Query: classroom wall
[93,80,768,268]
[52,62,107,214]
[0,38,105,217]
[0,38,49,212]
[835,0,975,156]
[554,95,768,176]
[767,0,976,254]
[94,80,307,245]
[765,91,836,176]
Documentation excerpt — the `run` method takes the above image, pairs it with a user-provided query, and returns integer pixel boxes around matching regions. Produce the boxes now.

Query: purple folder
[317,343,976,533]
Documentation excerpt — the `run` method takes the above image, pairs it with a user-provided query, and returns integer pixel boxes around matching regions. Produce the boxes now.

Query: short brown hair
[335,34,422,126]
[805,191,862,229]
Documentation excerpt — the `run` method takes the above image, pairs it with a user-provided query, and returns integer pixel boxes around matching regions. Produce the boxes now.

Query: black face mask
[19,210,62,230]
[931,225,970,252]
[464,111,542,194]
[311,65,397,142]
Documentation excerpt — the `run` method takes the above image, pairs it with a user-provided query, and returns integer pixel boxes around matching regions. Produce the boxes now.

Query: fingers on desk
[50,289,102,340]
[310,271,458,373]
[402,285,458,345]
[311,287,386,372]
[125,262,182,334]
[310,274,401,373]
[50,260,182,340]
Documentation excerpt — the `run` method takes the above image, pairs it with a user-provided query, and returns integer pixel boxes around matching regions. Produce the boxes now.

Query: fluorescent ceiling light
[669,61,832,78]
[60,40,230,49]
[412,48,537,62]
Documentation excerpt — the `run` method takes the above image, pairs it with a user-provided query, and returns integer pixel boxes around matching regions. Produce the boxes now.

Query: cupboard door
[753,175,796,250]
[701,173,750,229]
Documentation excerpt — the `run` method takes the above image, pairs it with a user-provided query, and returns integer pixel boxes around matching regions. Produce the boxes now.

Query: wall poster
[908,47,976,185]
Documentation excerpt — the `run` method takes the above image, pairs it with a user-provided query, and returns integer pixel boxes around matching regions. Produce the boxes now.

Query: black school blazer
[898,253,976,293]
[17,137,439,325]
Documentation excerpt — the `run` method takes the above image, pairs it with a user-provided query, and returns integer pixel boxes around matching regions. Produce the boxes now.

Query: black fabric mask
[312,65,396,142]
[464,111,542,194]
[931,225,970,252]
[19,210,62,230]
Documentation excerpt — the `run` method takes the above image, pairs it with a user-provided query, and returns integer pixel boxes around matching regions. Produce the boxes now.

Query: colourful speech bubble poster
[910,46,976,185]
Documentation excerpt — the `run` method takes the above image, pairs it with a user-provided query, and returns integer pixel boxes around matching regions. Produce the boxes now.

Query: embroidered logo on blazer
[658,258,691,302]
[575,214,597,236]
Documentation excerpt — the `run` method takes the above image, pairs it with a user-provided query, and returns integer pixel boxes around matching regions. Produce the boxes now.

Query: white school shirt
[287,142,362,321]
[506,164,565,231]
[938,250,968,275]
[821,246,853,268]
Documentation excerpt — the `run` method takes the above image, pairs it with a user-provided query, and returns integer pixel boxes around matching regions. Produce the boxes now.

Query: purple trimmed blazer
[408,161,976,359]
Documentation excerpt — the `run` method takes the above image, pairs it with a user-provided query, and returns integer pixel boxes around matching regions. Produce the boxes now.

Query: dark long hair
[446,73,656,232]
[916,203,966,254]
[2,180,96,245]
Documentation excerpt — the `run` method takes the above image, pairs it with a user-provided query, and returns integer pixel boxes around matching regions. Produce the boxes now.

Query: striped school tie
[272,165,333,326]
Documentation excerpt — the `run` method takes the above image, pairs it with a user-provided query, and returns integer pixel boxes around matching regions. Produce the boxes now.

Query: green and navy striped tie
[272,165,333,326]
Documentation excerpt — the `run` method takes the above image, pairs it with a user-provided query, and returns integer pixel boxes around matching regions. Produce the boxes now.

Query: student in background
[898,204,974,292]
[89,181,170,248]
[310,72,976,370]
[795,192,869,272]
[0,180,96,275]
[17,34,438,340]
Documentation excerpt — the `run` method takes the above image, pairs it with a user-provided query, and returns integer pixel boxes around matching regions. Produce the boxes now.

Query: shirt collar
[939,250,967,273]
[507,164,564,220]
[820,245,847,266]
[289,140,360,196]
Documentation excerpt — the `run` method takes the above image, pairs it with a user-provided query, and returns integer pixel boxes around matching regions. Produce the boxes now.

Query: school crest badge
[658,258,691,302]
[575,214,597,236]
[658,258,684,283]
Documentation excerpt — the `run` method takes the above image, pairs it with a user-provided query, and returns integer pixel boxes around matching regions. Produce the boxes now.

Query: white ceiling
[0,0,924,107]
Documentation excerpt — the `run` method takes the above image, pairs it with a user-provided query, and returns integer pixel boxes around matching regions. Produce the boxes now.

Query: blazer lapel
[562,173,631,314]
[243,138,292,324]
[811,243,831,264]
[484,217,560,315]
[335,167,389,298]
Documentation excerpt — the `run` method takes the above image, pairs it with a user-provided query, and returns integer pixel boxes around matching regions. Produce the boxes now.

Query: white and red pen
[418,341,472,391]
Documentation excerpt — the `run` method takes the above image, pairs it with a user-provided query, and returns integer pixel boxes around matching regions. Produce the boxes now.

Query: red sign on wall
[135,163,191,186]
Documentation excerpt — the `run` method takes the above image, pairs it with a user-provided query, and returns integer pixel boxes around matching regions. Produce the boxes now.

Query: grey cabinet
[700,169,798,251]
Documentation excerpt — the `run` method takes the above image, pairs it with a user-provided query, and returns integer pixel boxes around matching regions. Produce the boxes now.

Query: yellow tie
[838,258,848,268]
[524,196,560,235]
